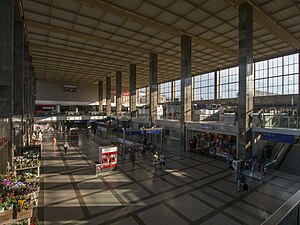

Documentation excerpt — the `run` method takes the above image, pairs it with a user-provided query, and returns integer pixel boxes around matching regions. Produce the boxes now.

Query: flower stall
[13,152,40,178]
[0,172,39,224]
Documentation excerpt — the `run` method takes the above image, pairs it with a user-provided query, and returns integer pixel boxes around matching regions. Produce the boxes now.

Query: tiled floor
[38,132,300,225]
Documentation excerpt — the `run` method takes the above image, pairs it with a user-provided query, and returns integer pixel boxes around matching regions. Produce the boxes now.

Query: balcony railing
[253,114,300,130]
[262,189,300,225]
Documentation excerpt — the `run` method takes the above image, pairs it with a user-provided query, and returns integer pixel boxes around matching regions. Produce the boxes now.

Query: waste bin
[94,162,102,175]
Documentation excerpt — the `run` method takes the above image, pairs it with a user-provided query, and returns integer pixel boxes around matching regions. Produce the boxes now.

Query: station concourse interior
[0,0,300,224]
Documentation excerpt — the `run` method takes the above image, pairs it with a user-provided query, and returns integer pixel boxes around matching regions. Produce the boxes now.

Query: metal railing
[252,114,300,130]
[262,189,300,225]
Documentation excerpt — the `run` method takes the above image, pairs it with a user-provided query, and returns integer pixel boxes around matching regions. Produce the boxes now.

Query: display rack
[14,165,40,178]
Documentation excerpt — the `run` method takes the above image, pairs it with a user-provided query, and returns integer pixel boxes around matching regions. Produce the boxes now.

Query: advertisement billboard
[98,146,118,171]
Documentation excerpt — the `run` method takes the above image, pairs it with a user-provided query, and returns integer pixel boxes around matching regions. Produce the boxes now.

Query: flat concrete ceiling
[20,0,300,89]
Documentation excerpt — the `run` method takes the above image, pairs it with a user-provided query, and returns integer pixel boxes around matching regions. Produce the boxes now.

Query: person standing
[52,136,57,149]
[236,169,246,192]
[234,109,238,125]
[130,149,136,169]
[153,151,159,166]
[159,152,166,169]
[63,141,69,155]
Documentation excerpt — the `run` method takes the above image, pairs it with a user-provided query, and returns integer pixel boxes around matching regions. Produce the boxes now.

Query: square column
[180,35,192,151]
[29,63,34,114]
[106,76,111,116]
[129,64,137,116]
[116,71,122,117]
[14,21,24,115]
[98,81,104,112]
[0,0,14,117]
[24,44,29,115]
[238,3,254,158]
[297,52,300,116]
[149,53,158,125]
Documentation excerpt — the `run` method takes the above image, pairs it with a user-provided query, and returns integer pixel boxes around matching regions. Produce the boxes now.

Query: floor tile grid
[39,133,300,224]
[75,171,234,225]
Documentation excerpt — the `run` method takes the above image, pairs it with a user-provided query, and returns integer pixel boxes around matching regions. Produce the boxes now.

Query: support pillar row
[0,0,14,117]
[116,71,122,117]
[129,64,137,117]
[98,81,104,112]
[106,76,111,116]
[149,53,158,126]
[238,3,254,158]
[180,35,192,151]
[14,21,24,115]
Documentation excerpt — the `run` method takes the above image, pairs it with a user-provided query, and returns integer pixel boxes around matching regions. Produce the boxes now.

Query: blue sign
[145,129,161,134]
[125,129,162,135]
[125,130,144,135]
[261,132,295,144]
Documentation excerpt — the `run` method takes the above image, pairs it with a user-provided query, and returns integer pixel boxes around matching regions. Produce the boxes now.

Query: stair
[279,143,300,176]
[253,139,269,156]
[271,142,285,160]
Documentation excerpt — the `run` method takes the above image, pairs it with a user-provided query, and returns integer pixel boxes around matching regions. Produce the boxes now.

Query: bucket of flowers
[0,197,14,222]
[15,195,33,220]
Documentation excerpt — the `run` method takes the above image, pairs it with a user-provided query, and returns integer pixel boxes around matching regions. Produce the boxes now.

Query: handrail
[261,189,300,225]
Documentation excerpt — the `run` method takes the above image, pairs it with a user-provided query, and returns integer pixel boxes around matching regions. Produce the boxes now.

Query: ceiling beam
[226,0,300,49]
[75,0,237,58]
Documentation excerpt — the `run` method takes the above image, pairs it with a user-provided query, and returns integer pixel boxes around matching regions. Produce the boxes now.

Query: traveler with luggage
[236,169,247,192]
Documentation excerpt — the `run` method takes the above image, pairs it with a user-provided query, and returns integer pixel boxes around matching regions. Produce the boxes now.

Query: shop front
[186,121,238,159]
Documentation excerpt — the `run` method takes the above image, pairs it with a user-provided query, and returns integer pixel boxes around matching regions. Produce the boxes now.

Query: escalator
[278,143,300,176]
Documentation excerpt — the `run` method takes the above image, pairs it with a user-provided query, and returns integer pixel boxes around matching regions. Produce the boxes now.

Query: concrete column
[116,71,122,117]
[129,64,136,116]
[24,44,29,115]
[180,35,192,151]
[149,53,158,125]
[106,76,111,116]
[214,70,218,100]
[0,0,14,118]
[13,21,24,115]
[98,81,104,112]
[28,63,34,114]
[238,3,254,158]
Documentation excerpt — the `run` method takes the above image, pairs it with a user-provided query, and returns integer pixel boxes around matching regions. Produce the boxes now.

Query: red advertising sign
[99,146,118,170]
[69,127,79,138]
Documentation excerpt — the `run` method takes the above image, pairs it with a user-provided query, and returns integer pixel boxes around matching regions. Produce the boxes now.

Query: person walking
[236,169,247,192]
[130,149,136,169]
[159,152,166,169]
[153,151,159,166]
[52,136,57,149]
[63,141,69,155]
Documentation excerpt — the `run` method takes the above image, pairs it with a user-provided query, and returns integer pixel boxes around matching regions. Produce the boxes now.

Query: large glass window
[174,80,181,101]
[136,87,148,106]
[159,81,172,103]
[193,72,215,100]
[255,53,299,96]
[219,67,239,99]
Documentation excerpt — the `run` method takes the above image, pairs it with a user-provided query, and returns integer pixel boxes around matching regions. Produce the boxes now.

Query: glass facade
[193,72,215,100]
[159,81,172,103]
[219,67,239,99]
[174,80,181,101]
[136,87,148,106]
[255,53,299,96]
[153,53,298,105]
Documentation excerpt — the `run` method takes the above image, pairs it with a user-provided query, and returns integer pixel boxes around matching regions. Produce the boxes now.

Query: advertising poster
[99,146,118,170]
